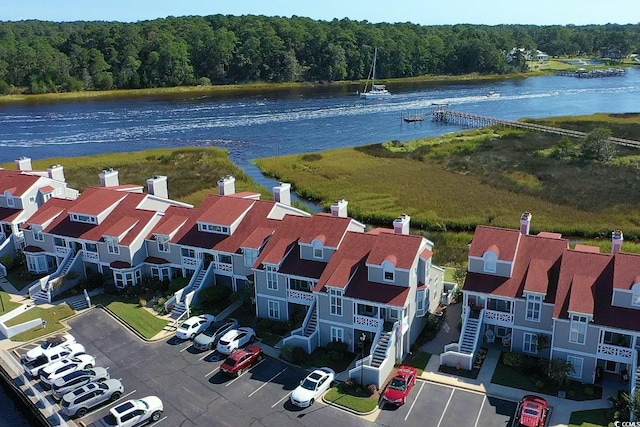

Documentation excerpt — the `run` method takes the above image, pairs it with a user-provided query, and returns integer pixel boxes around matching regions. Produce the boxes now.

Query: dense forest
[0,15,639,94]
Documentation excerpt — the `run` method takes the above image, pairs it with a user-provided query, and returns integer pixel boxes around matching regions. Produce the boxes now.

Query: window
[569,314,588,344]
[330,327,344,343]
[525,294,542,322]
[84,243,97,253]
[388,309,399,320]
[115,270,140,288]
[312,240,323,259]
[54,237,66,247]
[566,355,584,379]
[157,235,169,252]
[523,333,538,354]
[151,267,170,281]
[7,197,14,207]
[29,196,35,204]
[266,266,277,291]
[181,248,195,258]
[483,251,497,273]
[219,254,232,264]
[106,237,119,255]
[382,261,395,282]
[244,248,258,267]
[632,283,640,307]
[290,278,312,292]
[268,300,279,319]
[33,230,44,242]
[416,289,428,316]
[330,289,343,316]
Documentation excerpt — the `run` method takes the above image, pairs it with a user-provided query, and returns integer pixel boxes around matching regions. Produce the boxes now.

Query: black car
[193,318,239,351]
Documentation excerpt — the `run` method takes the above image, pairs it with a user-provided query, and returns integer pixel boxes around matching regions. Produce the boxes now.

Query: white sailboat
[360,47,390,99]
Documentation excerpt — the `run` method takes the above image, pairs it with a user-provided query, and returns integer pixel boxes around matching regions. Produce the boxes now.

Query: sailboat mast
[372,47,377,86]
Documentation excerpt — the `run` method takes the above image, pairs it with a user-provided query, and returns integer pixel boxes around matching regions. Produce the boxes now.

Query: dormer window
[243,248,258,267]
[483,251,498,273]
[312,240,323,259]
[106,237,120,255]
[157,235,169,253]
[632,283,640,307]
[382,260,395,282]
[6,197,15,208]
[71,213,97,224]
[198,223,229,234]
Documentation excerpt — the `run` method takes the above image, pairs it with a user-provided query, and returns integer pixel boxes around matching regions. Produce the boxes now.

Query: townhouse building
[0,158,78,259]
[443,212,640,392]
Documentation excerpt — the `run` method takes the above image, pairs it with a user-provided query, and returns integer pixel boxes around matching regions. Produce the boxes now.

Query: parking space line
[149,416,167,426]
[474,395,487,427]
[179,344,192,353]
[404,381,425,421]
[272,391,292,408]
[224,359,265,387]
[206,367,219,377]
[435,388,455,427]
[248,367,287,398]
[78,389,137,420]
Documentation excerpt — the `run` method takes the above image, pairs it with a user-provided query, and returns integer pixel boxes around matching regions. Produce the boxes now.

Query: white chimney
[273,182,291,206]
[330,199,348,218]
[393,214,411,235]
[520,211,532,235]
[99,169,119,187]
[47,164,65,182]
[218,175,236,196]
[15,157,32,171]
[147,175,168,199]
[612,230,624,254]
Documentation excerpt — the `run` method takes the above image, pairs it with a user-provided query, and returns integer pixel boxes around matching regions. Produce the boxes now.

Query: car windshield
[114,401,135,413]
[300,379,318,391]
[203,322,223,336]
[219,339,229,345]
[224,358,236,366]
[178,324,189,331]
[389,378,407,390]
[524,408,539,416]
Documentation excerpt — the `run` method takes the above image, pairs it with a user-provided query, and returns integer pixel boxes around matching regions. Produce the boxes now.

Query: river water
[0,69,639,425]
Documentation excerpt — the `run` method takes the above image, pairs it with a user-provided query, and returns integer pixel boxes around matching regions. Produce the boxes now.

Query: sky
[2,0,638,26]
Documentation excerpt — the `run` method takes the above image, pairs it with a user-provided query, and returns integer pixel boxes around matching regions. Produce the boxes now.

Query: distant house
[506,48,548,62]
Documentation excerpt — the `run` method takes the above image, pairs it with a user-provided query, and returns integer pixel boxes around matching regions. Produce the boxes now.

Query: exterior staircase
[371,330,393,368]
[67,295,90,311]
[170,264,207,318]
[171,301,187,319]
[460,317,480,353]
[31,289,50,305]
[303,305,317,337]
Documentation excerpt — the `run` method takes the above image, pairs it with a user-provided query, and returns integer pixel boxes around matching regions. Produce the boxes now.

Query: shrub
[535,380,545,390]
[169,277,189,294]
[139,298,147,308]
[503,352,526,367]
[345,378,357,389]
[567,390,576,398]
[157,297,167,306]
[199,286,233,305]
[291,346,309,365]
[301,153,322,161]
[328,350,342,361]
[280,345,294,362]
[367,384,378,396]
[584,387,594,396]
[326,341,348,353]
[0,255,15,269]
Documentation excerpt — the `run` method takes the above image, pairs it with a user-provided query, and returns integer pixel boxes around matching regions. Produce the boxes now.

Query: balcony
[82,251,99,262]
[214,262,233,273]
[55,246,70,256]
[484,309,514,326]
[596,343,634,363]
[287,289,314,305]
[354,315,381,331]
[181,256,199,267]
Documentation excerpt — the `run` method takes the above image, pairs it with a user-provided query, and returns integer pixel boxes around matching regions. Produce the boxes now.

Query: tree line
[0,15,639,94]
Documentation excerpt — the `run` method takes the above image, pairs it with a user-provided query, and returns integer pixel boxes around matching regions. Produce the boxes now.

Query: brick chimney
[273,182,291,206]
[99,168,119,187]
[393,214,411,235]
[330,199,348,218]
[147,175,168,198]
[15,157,32,171]
[520,211,532,235]
[612,230,624,254]
[47,164,65,182]
[218,175,236,196]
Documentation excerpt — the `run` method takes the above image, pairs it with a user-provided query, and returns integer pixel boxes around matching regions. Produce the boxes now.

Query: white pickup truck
[22,343,85,377]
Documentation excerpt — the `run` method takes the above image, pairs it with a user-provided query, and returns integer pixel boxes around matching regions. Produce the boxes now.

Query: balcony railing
[484,309,514,325]
[83,251,99,262]
[597,343,634,362]
[215,262,233,272]
[181,256,198,267]
[55,246,70,256]
[354,315,381,331]
[287,289,314,305]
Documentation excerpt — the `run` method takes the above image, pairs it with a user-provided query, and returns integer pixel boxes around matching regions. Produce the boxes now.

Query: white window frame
[569,314,588,344]
[566,355,584,379]
[330,288,343,316]
[330,326,344,343]
[157,235,169,253]
[483,251,497,273]
[7,197,15,208]
[382,260,395,282]
[266,266,277,291]
[525,294,542,322]
[106,237,120,255]
[523,332,538,354]
[33,230,44,242]
[243,248,258,267]
[268,300,279,319]
[312,240,323,260]
[181,248,195,258]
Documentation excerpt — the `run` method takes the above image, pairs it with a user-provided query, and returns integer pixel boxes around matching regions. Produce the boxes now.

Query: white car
[25,334,75,362]
[105,396,163,427]
[290,368,335,408]
[216,327,256,355]
[23,343,85,377]
[175,314,216,340]
[40,354,95,387]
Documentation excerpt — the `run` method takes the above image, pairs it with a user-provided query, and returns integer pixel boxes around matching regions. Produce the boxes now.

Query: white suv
[105,396,163,426]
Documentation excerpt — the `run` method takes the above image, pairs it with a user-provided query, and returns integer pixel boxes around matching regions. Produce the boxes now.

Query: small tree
[539,358,573,389]
[535,334,551,353]
[452,266,467,289]
[580,127,615,162]
[623,388,640,420]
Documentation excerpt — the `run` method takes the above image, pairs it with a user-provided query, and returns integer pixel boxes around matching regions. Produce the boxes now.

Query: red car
[515,395,550,427]
[220,345,263,376]
[382,366,418,406]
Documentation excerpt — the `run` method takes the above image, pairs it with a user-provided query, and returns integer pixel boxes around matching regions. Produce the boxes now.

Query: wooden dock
[432,108,640,149]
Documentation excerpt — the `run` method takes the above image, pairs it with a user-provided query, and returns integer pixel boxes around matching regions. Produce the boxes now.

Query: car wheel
[84,364,93,369]
[111,391,121,401]
[151,410,162,422]
[257,354,264,361]
[76,407,88,418]
[190,333,196,340]
[309,398,315,406]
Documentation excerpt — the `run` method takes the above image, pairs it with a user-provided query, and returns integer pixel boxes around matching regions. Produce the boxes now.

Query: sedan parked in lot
[60,379,124,418]
[23,343,85,377]
[382,365,418,406]
[220,345,263,376]
[514,395,550,427]
[52,367,110,401]
[104,396,163,427]
[175,314,216,340]
[40,354,95,387]
[25,334,75,362]
[290,367,335,408]
[216,327,256,355]
[193,318,239,351]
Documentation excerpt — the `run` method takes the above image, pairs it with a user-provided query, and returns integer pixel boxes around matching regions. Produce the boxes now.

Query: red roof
[144,256,170,264]
[298,214,353,248]
[152,214,188,236]
[612,253,640,290]
[196,197,254,226]
[257,215,309,265]
[38,185,55,193]
[103,217,139,238]
[67,187,127,216]
[366,232,423,270]
[0,170,39,196]
[468,226,521,262]
[0,207,21,222]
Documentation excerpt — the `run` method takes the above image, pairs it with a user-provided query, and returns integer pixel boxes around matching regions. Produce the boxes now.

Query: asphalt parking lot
[12,308,519,427]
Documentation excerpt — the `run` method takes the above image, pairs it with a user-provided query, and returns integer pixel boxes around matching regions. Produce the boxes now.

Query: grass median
[7,304,75,341]
[324,384,379,413]
[93,294,168,340]
[0,290,20,314]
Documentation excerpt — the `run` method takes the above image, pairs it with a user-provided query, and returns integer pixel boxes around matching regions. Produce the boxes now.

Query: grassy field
[0,290,20,314]
[404,351,432,375]
[0,147,267,207]
[324,384,380,413]
[92,294,168,340]
[7,304,75,341]
[256,113,640,256]
[569,408,616,427]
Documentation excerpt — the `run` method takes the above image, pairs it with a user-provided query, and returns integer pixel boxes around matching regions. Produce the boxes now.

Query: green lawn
[324,384,379,413]
[569,408,616,427]
[404,351,431,374]
[0,290,20,314]
[444,267,456,283]
[93,294,168,340]
[7,304,75,341]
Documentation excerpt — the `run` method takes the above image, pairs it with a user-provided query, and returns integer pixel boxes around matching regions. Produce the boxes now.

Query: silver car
[52,367,110,401]
[60,379,124,418]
